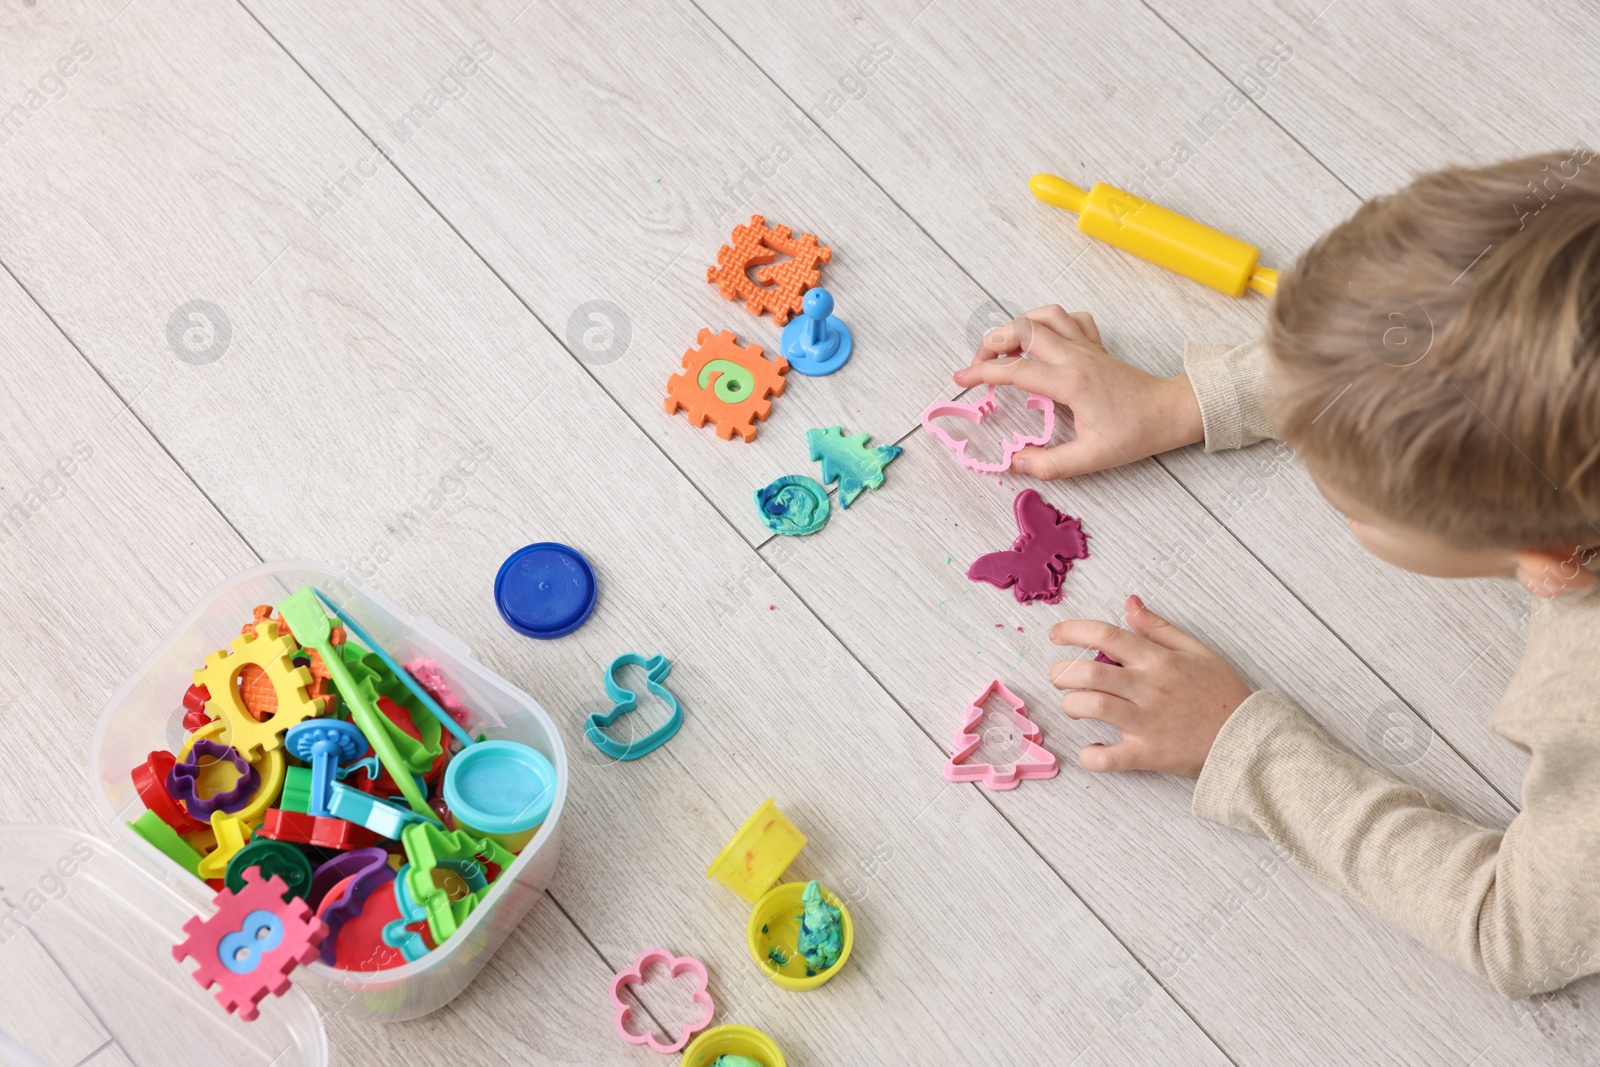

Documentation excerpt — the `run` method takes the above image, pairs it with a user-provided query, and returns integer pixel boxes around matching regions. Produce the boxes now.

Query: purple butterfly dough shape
[968,489,1089,604]
[921,386,1055,473]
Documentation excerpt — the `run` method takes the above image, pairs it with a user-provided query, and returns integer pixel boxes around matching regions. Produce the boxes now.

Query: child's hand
[953,306,1204,479]
[1048,595,1252,779]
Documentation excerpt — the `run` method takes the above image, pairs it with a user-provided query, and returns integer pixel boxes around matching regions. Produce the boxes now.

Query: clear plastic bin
[0,561,568,1065]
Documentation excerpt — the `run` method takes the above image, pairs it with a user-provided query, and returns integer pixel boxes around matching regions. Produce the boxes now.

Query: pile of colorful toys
[134,586,557,1017]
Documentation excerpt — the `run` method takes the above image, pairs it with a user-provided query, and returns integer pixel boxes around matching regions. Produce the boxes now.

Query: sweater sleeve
[1193,682,1600,998]
[1182,339,1276,451]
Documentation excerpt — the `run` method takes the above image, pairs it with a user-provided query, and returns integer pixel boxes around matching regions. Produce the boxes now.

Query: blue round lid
[443,741,557,833]
[494,542,596,638]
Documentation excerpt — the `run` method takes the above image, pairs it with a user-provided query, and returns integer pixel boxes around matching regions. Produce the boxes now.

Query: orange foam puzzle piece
[706,215,832,325]
[665,329,788,443]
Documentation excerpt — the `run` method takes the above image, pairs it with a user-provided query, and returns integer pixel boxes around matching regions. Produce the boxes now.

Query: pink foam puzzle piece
[921,385,1055,474]
[968,489,1089,604]
[171,868,327,1022]
[608,948,715,1053]
[942,679,1058,790]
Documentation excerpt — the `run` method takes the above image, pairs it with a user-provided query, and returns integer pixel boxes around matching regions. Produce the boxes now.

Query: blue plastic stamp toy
[587,653,684,761]
[807,426,901,508]
[284,720,367,818]
[755,474,831,536]
[779,287,852,375]
[495,542,597,639]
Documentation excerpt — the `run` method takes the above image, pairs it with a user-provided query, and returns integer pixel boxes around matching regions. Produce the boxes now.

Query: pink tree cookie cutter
[942,679,1059,790]
[920,385,1056,473]
[608,947,715,1053]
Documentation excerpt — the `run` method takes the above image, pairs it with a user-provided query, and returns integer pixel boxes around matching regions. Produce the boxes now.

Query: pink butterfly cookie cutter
[942,679,1059,790]
[609,947,715,1053]
[920,385,1056,473]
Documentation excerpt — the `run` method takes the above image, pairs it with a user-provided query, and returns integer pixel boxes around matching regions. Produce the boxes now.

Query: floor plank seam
[0,258,269,568]
[230,0,761,551]
[1132,0,1365,204]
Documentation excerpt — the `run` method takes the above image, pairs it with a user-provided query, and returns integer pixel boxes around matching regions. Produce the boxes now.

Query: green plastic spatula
[278,586,437,820]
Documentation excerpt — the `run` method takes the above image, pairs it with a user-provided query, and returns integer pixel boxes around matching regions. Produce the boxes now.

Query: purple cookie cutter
[921,385,1055,473]
[311,848,396,965]
[166,738,259,819]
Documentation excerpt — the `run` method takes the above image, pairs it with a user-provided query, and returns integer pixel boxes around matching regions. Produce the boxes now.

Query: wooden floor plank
[0,1,1226,1062]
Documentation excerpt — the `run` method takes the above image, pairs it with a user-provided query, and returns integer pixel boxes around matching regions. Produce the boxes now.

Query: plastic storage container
[0,561,568,1066]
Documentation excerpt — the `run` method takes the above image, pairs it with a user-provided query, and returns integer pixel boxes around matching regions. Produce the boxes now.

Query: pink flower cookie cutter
[608,947,715,1054]
[920,385,1055,473]
[942,679,1059,790]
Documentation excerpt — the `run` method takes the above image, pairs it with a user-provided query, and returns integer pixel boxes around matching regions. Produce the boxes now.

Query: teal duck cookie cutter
[587,653,684,761]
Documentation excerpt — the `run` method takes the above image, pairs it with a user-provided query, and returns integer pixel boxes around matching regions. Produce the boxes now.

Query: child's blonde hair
[1267,150,1600,549]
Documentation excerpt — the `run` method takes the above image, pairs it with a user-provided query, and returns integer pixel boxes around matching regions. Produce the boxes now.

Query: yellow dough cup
[682,1024,788,1067]
[705,797,807,904]
[1029,173,1278,298]
[748,881,854,991]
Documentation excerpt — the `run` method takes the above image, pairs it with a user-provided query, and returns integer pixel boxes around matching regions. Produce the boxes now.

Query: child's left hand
[1049,595,1253,779]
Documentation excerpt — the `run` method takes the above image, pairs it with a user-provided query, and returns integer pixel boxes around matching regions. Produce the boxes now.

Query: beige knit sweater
[1183,339,1600,999]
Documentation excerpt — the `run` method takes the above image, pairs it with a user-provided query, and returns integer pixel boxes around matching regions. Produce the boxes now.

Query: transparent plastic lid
[0,824,327,1067]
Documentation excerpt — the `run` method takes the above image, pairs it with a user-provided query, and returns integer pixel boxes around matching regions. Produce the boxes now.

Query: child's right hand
[953,305,1205,479]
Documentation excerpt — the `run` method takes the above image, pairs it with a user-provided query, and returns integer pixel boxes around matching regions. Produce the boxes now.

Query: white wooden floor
[1,0,1596,1063]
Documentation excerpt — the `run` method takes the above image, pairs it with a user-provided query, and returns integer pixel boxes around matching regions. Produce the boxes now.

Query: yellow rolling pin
[1029,174,1278,298]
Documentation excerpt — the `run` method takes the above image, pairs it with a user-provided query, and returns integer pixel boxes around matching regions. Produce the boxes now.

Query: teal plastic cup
[443,741,557,853]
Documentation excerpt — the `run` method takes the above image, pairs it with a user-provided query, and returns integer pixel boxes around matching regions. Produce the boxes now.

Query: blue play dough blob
[755,475,830,536]
[495,542,596,638]
[796,880,844,972]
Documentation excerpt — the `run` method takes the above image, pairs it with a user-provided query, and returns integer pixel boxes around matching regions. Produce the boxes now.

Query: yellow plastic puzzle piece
[194,621,326,761]
[196,812,251,881]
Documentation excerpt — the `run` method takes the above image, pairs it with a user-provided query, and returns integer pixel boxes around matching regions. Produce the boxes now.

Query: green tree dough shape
[807,426,902,508]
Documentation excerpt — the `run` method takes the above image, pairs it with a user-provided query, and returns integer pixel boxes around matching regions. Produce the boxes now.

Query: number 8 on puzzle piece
[172,867,327,1021]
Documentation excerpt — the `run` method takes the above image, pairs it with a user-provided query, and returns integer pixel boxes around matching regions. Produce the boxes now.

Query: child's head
[1266,150,1600,595]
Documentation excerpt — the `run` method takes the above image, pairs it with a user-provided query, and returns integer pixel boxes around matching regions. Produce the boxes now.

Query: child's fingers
[1124,594,1208,654]
[1061,690,1139,731]
[1050,657,1137,698]
[1049,618,1152,665]
[1020,305,1102,347]
[1078,739,1143,774]
[1011,441,1113,480]
[952,356,1060,394]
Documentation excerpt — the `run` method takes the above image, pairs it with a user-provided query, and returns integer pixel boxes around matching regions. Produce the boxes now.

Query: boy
[956,151,1600,998]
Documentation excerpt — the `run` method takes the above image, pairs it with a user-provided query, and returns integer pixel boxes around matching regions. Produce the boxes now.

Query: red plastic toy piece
[365,696,449,798]
[133,751,210,835]
[182,684,213,733]
[325,879,408,972]
[707,214,832,324]
[664,328,788,443]
[257,808,379,851]
[171,867,327,1021]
